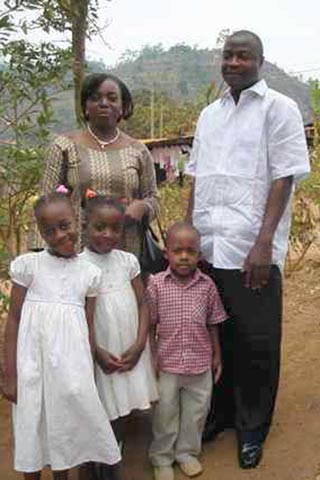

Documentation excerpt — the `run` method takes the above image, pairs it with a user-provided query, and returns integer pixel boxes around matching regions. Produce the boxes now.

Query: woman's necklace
[87,124,120,149]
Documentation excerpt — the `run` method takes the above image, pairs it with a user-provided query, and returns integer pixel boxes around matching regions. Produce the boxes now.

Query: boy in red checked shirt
[146,222,227,480]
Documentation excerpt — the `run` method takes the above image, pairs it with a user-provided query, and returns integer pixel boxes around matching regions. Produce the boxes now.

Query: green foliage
[123,87,210,139]
[158,179,192,231]
[286,80,320,275]
[1,0,103,36]
[0,40,72,273]
[310,79,320,119]
[112,43,312,125]
[0,289,10,314]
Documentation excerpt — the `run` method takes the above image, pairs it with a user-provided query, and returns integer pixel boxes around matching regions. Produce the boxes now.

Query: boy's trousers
[149,370,212,466]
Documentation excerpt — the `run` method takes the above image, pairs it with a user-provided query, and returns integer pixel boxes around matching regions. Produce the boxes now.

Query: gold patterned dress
[29,134,159,255]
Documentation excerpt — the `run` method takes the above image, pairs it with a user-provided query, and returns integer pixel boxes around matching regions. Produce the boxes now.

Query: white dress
[81,248,158,421]
[10,250,121,473]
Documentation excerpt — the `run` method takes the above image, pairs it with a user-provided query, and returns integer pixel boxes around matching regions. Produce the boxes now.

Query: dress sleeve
[126,253,141,280]
[138,145,159,221]
[145,275,159,325]
[9,255,34,288]
[86,267,102,297]
[27,142,64,250]
[206,281,228,325]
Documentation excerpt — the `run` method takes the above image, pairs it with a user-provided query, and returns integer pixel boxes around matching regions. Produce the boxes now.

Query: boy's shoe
[153,466,175,480]
[178,459,203,477]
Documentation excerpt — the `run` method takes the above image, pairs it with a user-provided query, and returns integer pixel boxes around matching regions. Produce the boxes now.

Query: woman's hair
[34,192,73,220]
[84,195,126,221]
[81,73,134,121]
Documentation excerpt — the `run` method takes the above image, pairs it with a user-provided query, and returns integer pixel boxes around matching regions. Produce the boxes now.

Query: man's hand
[243,239,272,289]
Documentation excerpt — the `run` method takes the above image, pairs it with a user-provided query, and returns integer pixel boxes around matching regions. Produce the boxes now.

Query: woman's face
[85,79,123,128]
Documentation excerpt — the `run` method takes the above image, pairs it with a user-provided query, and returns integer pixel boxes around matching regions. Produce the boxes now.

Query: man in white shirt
[186,30,310,469]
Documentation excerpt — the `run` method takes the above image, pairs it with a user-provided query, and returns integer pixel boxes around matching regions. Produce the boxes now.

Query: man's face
[221,36,262,92]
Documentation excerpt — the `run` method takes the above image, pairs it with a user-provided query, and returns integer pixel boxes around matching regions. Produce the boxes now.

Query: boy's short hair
[166,222,201,246]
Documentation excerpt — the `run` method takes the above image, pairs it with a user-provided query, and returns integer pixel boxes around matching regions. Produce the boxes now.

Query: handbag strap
[141,213,166,247]
[154,214,166,246]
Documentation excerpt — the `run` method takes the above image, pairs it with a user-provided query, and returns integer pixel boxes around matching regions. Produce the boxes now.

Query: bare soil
[1,258,320,480]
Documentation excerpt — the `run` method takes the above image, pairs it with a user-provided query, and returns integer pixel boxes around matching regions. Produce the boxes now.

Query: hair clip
[85,188,97,199]
[56,184,69,194]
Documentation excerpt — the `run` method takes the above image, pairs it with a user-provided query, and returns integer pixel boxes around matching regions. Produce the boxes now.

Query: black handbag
[139,217,167,274]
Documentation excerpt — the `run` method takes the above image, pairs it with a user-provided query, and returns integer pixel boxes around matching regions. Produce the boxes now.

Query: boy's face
[37,201,77,257]
[166,228,200,279]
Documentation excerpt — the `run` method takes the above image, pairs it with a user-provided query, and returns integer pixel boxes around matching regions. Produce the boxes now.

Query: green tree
[2,0,110,124]
[0,40,71,268]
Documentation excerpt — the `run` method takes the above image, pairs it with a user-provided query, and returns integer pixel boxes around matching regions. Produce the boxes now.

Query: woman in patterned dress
[29,73,159,256]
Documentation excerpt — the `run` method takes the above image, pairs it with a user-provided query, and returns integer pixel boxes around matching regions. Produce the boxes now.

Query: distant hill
[52,44,313,133]
[111,44,312,122]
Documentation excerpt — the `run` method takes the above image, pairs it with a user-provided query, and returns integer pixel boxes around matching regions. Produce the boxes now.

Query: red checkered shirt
[146,268,227,375]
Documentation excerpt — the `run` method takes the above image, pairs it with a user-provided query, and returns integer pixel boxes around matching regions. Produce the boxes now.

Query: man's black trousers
[205,265,282,441]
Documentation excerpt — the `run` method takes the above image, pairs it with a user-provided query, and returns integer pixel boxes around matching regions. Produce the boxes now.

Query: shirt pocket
[191,293,208,325]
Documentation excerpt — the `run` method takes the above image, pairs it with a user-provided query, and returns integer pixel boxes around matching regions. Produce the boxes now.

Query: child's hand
[212,352,222,384]
[2,375,17,403]
[119,342,143,372]
[152,354,160,379]
[96,348,123,374]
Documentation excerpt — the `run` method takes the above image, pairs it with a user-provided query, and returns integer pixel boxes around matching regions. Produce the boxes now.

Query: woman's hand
[96,347,123,374]
[125,200,148,223]
[2,374,17,403]
[119,342,143,372]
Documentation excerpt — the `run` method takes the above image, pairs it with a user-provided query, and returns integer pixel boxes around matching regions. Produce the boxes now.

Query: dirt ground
[1,258,320,480]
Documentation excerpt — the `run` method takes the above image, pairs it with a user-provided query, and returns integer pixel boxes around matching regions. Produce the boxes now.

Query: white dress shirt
[186,80,310,269]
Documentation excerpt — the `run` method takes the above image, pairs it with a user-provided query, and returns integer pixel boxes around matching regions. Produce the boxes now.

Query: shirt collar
[164,266,204,288]
[221,79,268,104]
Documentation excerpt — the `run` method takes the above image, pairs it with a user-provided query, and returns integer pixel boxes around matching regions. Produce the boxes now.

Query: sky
[26,0,320,80]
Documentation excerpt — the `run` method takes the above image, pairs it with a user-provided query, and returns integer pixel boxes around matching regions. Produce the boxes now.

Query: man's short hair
[227,30,264,60]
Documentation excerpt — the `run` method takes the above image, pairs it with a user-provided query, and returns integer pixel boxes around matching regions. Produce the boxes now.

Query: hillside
[53,44,313,133]
[112,45,312,120]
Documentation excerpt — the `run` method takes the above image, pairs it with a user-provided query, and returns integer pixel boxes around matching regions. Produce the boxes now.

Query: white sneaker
[153,466,175,480]
[178,458,203,477]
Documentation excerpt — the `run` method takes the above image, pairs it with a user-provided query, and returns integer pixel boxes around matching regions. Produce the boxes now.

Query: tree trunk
[71,0,89,126]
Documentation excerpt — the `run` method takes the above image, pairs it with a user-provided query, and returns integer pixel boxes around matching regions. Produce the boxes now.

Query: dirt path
[1,259,320,479]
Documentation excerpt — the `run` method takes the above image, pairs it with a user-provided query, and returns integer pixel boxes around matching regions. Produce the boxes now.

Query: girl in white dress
[81,196,158,445]
[3,192,121,480]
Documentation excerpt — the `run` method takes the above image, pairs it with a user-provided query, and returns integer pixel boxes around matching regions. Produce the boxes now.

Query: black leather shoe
[239,442,263,469]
